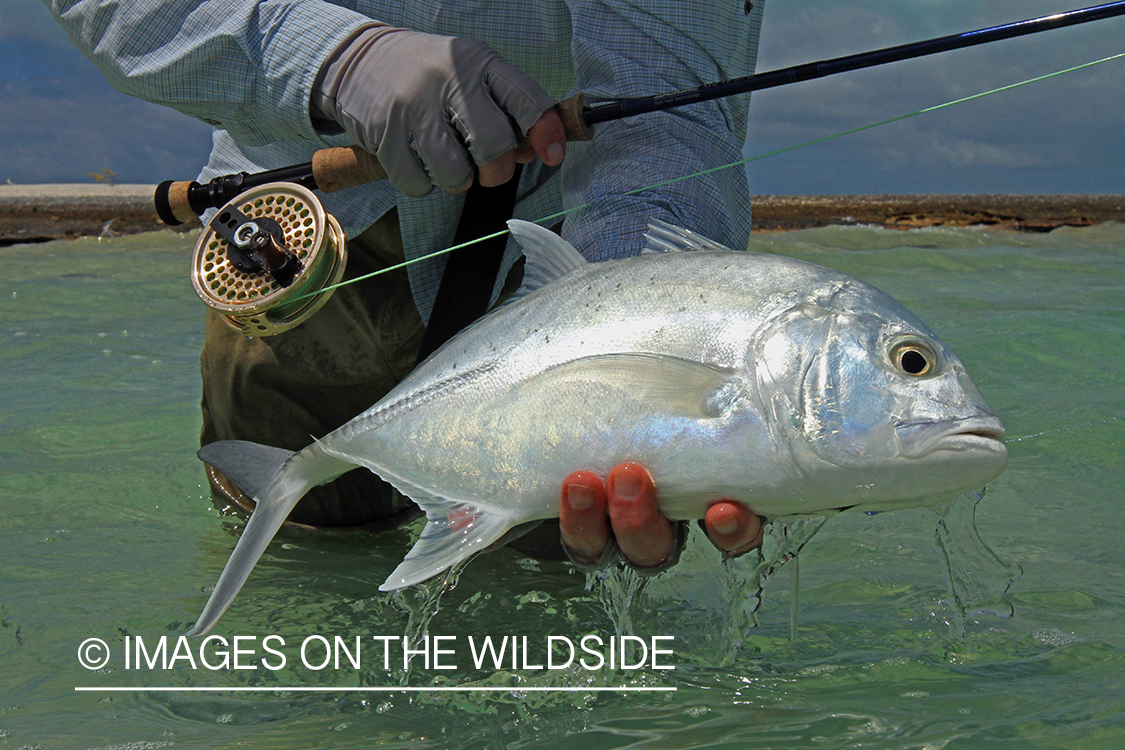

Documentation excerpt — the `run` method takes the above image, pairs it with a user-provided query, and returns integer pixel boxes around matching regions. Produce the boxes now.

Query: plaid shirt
[48,0,764,321]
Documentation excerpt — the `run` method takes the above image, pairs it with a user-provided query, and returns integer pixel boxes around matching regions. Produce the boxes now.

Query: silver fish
[190,219,1007,635]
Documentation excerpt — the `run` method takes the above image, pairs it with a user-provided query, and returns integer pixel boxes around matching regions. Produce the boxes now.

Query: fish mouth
[895,416,1007,457]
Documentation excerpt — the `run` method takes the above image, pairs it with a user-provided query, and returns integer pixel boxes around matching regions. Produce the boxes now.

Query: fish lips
[897,415,1006,451]
[828,416,1009,513]
[894,415,1009,480]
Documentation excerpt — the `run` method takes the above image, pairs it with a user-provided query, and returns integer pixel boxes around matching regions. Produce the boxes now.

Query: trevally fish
[189,219,1007,635]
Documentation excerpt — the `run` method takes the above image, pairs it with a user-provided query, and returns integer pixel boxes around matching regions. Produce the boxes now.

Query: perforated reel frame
[190,182,347,336]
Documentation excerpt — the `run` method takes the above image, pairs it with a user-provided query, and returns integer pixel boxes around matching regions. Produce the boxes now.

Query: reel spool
[190,182,347,336]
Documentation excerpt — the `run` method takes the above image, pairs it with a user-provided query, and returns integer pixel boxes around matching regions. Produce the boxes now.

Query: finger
[515,109,566,166]
[607,463,675,568]
[478,50,557,135]
[704,501,764,556]
[448,80,518,167]
[477,150,517,188]
[447,175,474,194]
[397,120,474,195]
[374,125,440,197]
[559,470,610,564]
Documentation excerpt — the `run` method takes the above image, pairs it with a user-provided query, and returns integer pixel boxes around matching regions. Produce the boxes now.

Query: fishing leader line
[1005,416,1121,444]
[291,50,1125,302]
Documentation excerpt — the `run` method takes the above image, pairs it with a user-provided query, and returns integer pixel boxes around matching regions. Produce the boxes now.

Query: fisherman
[46,0,765,572]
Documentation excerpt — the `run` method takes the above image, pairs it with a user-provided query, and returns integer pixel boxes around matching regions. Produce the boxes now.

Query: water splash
[589,516,831,666]
[789,553,800,642]
[388,560,467,684]
[930,490,1023,637]
[593,563,648,638]
[722,516,831,656]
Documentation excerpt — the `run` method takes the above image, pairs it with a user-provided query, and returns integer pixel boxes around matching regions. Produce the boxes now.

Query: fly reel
[190,182,346,336]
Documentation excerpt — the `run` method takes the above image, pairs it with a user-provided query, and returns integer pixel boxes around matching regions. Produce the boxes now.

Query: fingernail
[567,484,596,511]
[546,142,564,165]
[712,515,739,536]
[612,472,642,502]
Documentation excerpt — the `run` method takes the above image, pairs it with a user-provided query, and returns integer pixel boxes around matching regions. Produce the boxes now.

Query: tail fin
[200,440,295,500]
[189,440,348,636]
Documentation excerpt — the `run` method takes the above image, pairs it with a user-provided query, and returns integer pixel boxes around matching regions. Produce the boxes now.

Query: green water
[2,223,1122,749]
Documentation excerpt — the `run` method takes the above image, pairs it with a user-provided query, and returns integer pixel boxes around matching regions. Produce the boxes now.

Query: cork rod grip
[153,179,199,227]
[152,95,593,223]
[312,94,593,194]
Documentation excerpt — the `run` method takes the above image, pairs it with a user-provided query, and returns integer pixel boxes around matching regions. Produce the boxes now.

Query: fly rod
[584,0,1125,126]
[155,0,1125,225]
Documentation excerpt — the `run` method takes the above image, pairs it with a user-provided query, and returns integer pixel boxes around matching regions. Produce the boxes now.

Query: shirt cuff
[252,2,378,146]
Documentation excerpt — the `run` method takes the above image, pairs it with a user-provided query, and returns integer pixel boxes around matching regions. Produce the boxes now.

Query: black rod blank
[584,1,1125,125]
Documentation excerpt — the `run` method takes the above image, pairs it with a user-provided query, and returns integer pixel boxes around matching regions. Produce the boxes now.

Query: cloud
[1,0,71,39]
[0,86,212,184]
[6,0,1123,192]
[885,133,1051,171]
[2,0,212,184]
[746,0,1125,193]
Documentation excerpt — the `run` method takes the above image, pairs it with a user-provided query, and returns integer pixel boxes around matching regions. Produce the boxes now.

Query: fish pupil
[901,349,929,374]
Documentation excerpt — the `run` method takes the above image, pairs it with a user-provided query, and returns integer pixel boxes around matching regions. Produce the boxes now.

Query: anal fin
[379,479,518,591]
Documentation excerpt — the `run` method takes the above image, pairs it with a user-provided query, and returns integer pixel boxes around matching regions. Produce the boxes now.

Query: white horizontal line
[75,686,675,693]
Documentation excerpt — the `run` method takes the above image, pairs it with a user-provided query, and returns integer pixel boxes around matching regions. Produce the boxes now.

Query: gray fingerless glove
[312,25,555,197]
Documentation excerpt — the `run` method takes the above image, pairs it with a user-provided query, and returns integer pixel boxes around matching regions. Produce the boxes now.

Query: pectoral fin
[536,353,744,419]
[379,354,744,591]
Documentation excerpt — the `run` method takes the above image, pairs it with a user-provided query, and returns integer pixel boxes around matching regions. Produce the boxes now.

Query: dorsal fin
[506,220,588,300]
[644,219,735,254]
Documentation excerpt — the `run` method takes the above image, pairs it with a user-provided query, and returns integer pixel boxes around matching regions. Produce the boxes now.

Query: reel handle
[155,94,593,225]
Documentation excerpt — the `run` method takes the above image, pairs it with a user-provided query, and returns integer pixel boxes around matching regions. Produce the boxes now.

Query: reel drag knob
[190,183,347,336]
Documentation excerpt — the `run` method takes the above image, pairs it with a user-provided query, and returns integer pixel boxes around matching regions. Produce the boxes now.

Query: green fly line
[296,51,1125,300]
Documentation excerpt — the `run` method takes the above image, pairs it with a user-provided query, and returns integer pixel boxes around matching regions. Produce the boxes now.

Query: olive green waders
[199,209,424,528]
[197,202,568,558]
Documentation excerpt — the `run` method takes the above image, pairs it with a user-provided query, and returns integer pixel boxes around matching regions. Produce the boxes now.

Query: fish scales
[188,219,1007,635]
[327,253,799,516]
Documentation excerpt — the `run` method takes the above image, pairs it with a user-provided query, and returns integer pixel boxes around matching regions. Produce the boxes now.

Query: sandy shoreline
[1,184,1123,245]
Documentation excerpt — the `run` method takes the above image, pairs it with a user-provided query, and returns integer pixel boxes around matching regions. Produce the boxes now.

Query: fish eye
[889,339,938,377]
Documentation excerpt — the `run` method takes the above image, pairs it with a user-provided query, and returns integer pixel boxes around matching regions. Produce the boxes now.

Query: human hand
[559,462,764,571]
[313,25,565,196]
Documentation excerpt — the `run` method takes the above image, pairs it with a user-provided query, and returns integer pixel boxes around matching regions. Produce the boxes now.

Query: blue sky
[4,0,1123,194]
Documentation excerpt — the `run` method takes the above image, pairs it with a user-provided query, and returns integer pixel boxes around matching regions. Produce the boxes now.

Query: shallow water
[2,223,1122,749]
